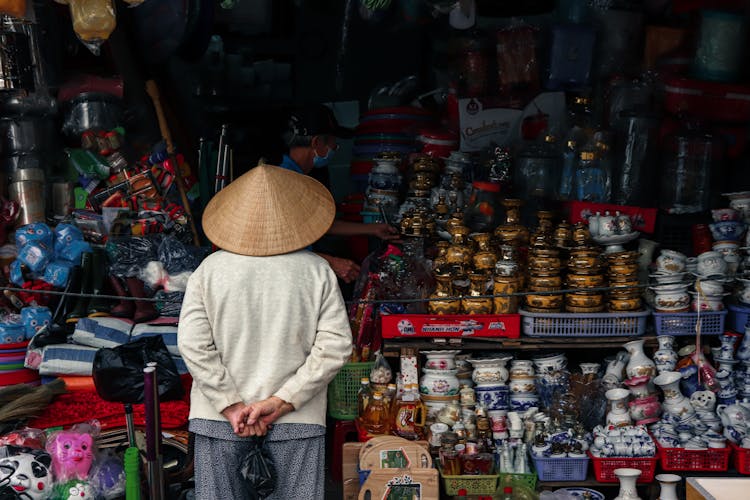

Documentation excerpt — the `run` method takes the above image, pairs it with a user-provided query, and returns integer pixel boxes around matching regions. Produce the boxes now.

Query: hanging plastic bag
[370,351,393,392]
[92,335,184,404]
[56,0,116,55]
[0,0,26,18]
[239,437,276,499]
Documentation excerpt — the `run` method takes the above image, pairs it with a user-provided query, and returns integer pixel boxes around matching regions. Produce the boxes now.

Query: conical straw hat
[202,164,335,256]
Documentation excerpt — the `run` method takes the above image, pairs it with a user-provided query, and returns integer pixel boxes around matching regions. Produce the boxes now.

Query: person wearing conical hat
[281,104,399,283]
[178,164,353,499]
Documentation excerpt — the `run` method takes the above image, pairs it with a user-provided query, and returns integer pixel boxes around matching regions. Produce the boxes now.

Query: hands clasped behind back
[222,397,294,437]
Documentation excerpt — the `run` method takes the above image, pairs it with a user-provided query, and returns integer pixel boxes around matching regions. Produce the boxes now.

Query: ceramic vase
[614,468,642,500]
[629,395,662,425]
[462,273,493,314]
[470,357,512,386]
[653,335,678,373]
[655,371,695,418]
[427,274,461,315]
[606,388,632,427]
[655,473,681,500]
[420,369,460,396]
[624,375,651,400]
[737,328,750,362]
[624,339,656,379]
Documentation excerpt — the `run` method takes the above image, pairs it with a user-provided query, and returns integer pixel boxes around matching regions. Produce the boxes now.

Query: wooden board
[358,468,439,500]
[359,437,431,471]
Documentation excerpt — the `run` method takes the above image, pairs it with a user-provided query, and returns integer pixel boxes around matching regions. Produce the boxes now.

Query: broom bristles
[0,379,67,423]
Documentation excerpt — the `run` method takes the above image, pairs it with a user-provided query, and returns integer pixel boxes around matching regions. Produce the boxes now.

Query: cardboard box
[381,314,521,339]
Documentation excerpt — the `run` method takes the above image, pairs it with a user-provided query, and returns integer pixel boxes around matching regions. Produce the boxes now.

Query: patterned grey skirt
[190,419,326,499]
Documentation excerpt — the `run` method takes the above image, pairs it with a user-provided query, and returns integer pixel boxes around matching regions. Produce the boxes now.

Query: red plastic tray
[381,314,520,339]
[655,440,731,472]
[731,442,750,475]
[588,451,658,483]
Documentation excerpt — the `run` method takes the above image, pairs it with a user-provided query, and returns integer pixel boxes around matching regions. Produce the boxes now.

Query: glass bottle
[515,135,561,201]
[659,125,721,214]
[399,236,433,313]
[464,181,502,233]
[357,377,372,419]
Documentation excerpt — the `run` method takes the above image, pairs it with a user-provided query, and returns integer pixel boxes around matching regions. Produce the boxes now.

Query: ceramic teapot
[717,403,750,429]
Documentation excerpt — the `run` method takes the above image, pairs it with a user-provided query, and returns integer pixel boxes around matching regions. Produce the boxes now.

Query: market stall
[0,0,749,499]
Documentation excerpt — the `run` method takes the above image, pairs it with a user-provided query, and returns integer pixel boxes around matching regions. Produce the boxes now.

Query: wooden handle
[145,80,201,247]
[145,80,175,155]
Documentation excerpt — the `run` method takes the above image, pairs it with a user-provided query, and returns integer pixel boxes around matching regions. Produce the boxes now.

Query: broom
[0,379,67,423]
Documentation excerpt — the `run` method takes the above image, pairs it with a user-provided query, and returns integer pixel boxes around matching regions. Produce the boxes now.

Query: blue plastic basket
[653,310,727,336]
[533,455,589,482]
[727,302,750,333]
[520,309,648,337]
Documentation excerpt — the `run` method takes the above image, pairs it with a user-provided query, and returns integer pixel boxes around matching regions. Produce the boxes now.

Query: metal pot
[0,116,59,154]
[62,92,123,138]
[0,28,34,93]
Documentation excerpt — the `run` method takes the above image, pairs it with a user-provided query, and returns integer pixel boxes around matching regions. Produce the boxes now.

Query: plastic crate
[731,442,750,475]
[653,310,727,336]
[533,456,589,482]
[728,302,750,333]
[440,470,499,496]
[588,452,658,483]
[520,309,648,337]
[497,470,537,490]
[327,361,375,420]
[656,441,731,471]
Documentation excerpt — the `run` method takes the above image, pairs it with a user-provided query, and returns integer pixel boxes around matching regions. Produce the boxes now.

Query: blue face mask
[313,145,335,168]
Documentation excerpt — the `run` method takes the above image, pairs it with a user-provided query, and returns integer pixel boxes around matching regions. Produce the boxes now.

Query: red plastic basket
[731,442,750,475]
[655,441,731,472]
[588,452,658,483]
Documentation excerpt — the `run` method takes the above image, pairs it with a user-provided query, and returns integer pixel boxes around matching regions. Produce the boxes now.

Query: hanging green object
[220,0,239,9]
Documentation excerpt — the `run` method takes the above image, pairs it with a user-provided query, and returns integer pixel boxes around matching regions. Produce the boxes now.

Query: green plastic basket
[497,470,537,491]
[327,361,375,420]
[440,472,499,496]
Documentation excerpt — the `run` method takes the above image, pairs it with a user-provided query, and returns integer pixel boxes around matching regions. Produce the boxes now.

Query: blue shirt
[280,154,303,174]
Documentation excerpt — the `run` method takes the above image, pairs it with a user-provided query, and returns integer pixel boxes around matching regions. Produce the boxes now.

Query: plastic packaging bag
[239,437,276,499]
[46,421,100,483]
[15,222,53,249]
[158,234,199,274]
[0,445,53,499]
[92,335,184,404]
[105,236,159,278]
[63,0,117,55]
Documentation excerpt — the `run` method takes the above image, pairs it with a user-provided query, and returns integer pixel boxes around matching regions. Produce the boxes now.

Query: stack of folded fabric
[26,317,189,388]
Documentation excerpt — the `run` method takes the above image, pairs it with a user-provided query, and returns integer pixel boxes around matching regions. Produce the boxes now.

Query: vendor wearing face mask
[280,105,399,283]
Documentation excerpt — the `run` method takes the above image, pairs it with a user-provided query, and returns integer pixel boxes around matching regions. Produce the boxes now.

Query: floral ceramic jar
[420,368,460,396]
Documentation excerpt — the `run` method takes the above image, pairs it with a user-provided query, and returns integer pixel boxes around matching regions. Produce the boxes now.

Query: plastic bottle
[502,486,513,500]
[383,383,397,413]
[357,377,372,419]
[573,143,608,202]
[361,392,390,435]
[392,384,426,439]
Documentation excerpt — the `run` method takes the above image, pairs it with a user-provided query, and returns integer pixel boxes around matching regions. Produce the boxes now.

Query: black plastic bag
[92,336,184,404]
[240,437,277,499]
